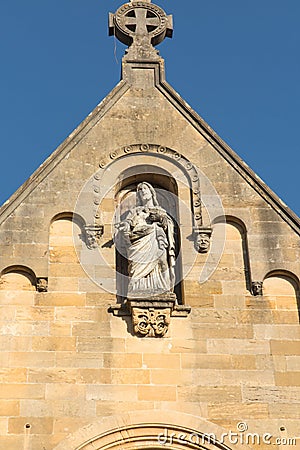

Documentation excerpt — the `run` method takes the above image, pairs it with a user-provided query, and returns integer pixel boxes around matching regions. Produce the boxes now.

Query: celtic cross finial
[109,1,173,60]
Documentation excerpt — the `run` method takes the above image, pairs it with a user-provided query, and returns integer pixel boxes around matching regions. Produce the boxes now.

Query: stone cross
[124,8,160,37]
[109,1,173,59]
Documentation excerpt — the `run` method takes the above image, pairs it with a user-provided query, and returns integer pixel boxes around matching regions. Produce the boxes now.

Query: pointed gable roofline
[158,76,300,236]
[2,0,298,235]
[0,68,299,235]
[0,79,129,226]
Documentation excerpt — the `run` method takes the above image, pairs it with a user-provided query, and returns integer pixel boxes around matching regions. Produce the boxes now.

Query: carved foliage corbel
[132,307,171,337]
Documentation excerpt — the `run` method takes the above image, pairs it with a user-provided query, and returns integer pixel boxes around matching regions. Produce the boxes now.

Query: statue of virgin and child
[115,182,176,297]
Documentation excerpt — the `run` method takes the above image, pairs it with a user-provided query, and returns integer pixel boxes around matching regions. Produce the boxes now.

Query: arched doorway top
[53,410,254,450]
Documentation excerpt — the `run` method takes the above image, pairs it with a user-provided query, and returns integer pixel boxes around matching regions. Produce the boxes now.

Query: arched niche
[263,270,300,320]
[74,146,221,302]
[48,213,85,291]
[53,411,253,450]
[91,146,203,234]
[95,144,202,228]
[212,216,251,293]
[0,265,36,291]
[114,165,184,303]
[115,164,179,196]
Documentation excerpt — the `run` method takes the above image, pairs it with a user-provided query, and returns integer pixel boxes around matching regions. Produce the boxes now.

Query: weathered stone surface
[143,353,180,369]
[242,386,300,403]
[137,385,176,401]
[178,385,242,403]
[270,340,300,355]
[8,417,54,434]
[207,402,269,419]
[0,0,299,447]
[0,401,19,416]
[275,372,300,386]
[0,384,45,399]
[103,353,142,369]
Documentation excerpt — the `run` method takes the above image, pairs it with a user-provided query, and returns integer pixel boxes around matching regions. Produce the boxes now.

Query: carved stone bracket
[132,303,172,337]
[36,277,48,292]
[110,293,191,337]
[193,227,212,253]
[251,281,263,296]
[84,225,104,250]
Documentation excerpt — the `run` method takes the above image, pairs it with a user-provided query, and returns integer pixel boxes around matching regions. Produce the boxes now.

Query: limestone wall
[0,267,299,448]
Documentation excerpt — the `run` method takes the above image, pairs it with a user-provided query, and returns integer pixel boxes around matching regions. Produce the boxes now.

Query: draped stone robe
[119,205,175,295]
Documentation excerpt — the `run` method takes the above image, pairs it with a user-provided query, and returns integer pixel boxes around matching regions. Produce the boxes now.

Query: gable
[0,65,299,235]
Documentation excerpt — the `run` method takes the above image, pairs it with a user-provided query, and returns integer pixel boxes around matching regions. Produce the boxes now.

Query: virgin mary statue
[116,182,176,296]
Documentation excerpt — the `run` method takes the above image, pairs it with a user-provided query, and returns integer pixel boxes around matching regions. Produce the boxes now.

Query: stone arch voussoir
[53,411,254,450]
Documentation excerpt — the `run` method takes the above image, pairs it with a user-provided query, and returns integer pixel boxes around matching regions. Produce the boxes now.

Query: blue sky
[1,0,299,216]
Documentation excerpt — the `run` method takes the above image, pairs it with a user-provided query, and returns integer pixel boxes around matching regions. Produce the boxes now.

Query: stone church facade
[0,1,299,449]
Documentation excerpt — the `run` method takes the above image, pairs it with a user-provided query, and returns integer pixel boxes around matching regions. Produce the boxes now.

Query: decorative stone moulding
[36,277,48,292]
[110,293,191,338]
[251,281,263,296]
[130,295,175,337]
[95,143,204,229]
[193,226,212,253]
[84,224,104,250]
[100,145,213,336]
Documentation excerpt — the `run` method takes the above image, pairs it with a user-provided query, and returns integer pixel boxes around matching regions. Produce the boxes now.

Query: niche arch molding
[50,211,86,229]
[263,269,300,289]
[212,215,252,293]
[263,269,300,319]
[93,143,204,229]
[0,264,37,291]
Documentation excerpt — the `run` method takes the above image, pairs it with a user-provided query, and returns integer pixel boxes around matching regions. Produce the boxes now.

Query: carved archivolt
[53,411,253,450]
[94,143,204,229]
[93,144,213,257]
